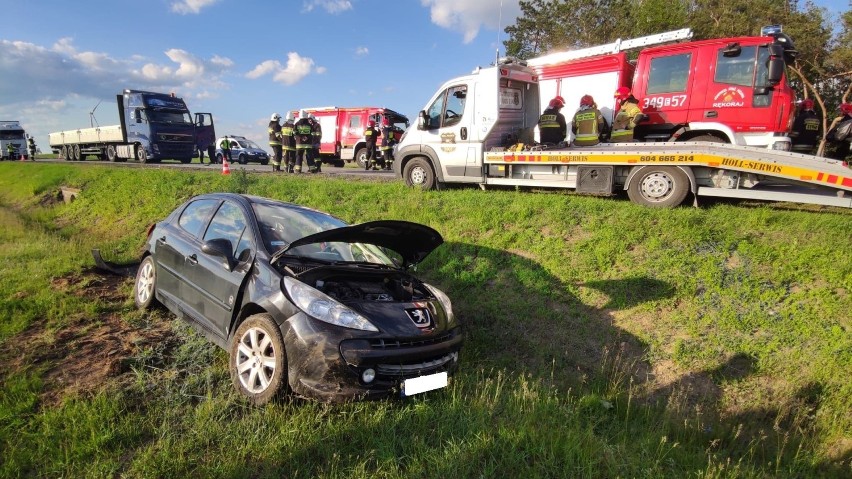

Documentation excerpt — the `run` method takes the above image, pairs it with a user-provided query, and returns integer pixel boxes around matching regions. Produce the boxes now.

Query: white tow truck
[393,60,852,208]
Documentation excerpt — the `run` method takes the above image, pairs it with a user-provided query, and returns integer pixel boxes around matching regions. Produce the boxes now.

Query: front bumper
[282,312,463,402]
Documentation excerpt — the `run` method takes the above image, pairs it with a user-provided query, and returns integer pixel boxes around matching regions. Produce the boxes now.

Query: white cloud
[246,52,321,86]
[420,0,521,44]
[171,0,219,15]
[355,46,369,56]
[301,0,353,14]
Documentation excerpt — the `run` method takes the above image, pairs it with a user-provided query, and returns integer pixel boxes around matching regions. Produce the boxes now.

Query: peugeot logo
[406,307,432,328]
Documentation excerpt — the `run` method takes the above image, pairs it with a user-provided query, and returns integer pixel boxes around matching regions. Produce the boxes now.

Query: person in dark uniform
[310,114,322,173]
[27,136,37,161]
[282,112,296,173]
[268,113,283,172]
[363,120,379,170]
[826,103,852,161]
[294,110,314,173]
[789,99,820,155]
[380,117,396,170]
[571,95,608,147]
[538,96,566,145]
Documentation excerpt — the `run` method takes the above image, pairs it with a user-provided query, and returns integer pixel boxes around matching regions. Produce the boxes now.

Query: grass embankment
[0,163,850,478]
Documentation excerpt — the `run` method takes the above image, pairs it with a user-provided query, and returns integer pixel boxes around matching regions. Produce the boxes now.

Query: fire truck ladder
[527,28,694,66]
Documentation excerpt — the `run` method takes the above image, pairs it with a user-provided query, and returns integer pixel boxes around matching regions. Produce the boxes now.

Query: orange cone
[19,153,26,161]
[222,157,231,175]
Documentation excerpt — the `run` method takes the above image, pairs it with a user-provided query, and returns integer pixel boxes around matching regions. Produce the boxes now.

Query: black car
[134,193,462,404]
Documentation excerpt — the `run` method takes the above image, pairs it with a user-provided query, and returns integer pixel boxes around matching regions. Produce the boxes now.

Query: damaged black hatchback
[134,193,462,405]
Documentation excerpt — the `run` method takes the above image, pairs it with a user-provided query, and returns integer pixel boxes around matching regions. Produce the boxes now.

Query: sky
[1,0,849,150]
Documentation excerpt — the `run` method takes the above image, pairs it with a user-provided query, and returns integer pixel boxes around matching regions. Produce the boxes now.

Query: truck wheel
[403,157,437,190]
[136,146,148,163]
[61,145,71,161]
[106,145,117,162]
[689,134,725,143]
[334,159,345,168]
[355,148,367,169]
[627,166,689,208]
[72,144,82,161]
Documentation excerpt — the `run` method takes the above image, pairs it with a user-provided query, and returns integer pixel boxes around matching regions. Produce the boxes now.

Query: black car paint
[142,193,461,401]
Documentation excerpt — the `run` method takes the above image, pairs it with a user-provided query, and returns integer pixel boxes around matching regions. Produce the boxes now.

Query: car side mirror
[417,111,428,130]
[202,238,236,271]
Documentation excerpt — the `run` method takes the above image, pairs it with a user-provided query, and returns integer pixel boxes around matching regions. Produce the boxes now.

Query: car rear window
[178,199,220,238]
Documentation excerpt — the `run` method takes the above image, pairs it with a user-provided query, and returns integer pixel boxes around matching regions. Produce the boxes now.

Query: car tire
[403,157,437,190]
[260,158,269,166]
[134,256,158,310]
[239,154,248,165]
[229,314,288,405]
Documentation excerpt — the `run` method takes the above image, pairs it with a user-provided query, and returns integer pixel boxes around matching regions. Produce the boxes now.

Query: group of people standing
[268,111,321,173]
[362,117,396,170]
[538,86,645,147]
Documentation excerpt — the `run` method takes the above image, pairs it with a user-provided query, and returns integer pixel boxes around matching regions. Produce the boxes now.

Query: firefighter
[826,103,852,161]
[27,136,37,161]
[789,99,820,155]
[294,110,314,173]
[571,95,608,147]
[538,96,567,145]
[363,119,379,170]
[268,113,283,172]
[282,112,296,172]
[610,87,644,142]
[310,114,322,173]
[380,116,396,170]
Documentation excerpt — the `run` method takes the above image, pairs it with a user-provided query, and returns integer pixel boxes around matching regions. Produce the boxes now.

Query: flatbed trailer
[481,142,852,208]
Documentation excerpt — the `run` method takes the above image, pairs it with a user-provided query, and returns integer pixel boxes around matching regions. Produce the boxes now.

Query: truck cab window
[715,46,757,87]
[426,85,467,129]
[647,54,691,94]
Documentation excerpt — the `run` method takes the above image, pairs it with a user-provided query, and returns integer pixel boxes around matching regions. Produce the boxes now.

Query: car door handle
[460,127,468,140]
[704,110,718,118]
[187,254,198,265]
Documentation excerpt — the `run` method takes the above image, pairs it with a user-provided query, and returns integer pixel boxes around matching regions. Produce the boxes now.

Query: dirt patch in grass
[1,269,176,406]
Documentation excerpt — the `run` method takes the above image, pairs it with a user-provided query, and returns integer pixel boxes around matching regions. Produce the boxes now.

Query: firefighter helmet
[548,96,565,109]
[299,110,308,120]
[270,113,281,122]
[614,86,631,100]
[840,103,852,115]
[368,120,376,127]
[285,111,295,122]
[580,94,595,107]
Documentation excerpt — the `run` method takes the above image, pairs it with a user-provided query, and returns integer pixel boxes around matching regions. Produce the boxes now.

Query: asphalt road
[29,156,397,181]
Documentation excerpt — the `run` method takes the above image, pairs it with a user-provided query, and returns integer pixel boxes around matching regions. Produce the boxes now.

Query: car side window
[204,201,252,259]
[178,199,220,238]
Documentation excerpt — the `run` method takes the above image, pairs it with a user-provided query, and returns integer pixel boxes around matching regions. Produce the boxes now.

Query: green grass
[0,163,850,478]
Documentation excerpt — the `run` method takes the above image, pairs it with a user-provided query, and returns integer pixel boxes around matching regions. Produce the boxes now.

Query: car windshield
[253,203,400,266]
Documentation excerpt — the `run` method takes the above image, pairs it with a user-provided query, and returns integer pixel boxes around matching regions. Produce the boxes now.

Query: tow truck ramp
[482,142,852,208]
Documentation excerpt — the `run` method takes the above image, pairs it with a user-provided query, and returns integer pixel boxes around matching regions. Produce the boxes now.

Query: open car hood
[282,220,443,267]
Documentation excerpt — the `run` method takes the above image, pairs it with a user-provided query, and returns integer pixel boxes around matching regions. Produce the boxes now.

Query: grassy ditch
[0,162,850,478]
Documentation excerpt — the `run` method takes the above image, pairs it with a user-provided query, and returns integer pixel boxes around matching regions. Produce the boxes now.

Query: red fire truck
[527,26,798,150]
[294,107,409,167]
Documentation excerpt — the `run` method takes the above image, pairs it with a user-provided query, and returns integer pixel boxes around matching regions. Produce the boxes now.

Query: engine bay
[284,264,432,303]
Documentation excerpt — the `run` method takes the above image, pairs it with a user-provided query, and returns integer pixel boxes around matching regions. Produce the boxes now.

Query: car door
[421,84,475,181]
[154,199,220,313]
[184,200,255,338]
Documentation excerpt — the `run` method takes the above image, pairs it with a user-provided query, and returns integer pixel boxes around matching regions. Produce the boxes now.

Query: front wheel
[403,157,437,190]
[238,154,248,165]
[627,166,689,208]
[136,145,148,163]
[134,256,158,310]
[355,148,368,169]
[229,314,288,405]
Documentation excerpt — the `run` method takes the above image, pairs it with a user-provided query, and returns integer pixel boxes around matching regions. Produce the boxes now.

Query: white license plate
[401,372,448,397]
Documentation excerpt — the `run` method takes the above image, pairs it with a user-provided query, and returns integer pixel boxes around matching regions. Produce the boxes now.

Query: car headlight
[283,277,378,331]
[424,283,455,326]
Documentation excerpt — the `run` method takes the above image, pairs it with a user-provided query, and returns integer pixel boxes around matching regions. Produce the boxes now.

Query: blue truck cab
[118,90,215,163]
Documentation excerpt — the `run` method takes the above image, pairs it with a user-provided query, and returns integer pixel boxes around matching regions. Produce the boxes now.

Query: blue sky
[1,0,849,150]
